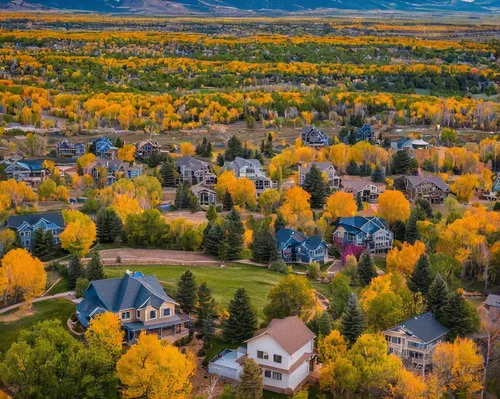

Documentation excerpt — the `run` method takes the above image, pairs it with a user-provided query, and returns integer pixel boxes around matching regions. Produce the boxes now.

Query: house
[76,271,190,342]
[55,139,86,158]
[209,316,315,395]
[191,184,217,206]
[298,162,340,189]
[391,138,430,157]
[340,179,385,203]
[224,157,265,180]
[333,216,393,254]
[175,155,211,185]
[83,159,142,186]
[395,175,449,204]
[136,140,162,159]
[4,159,47,187]
[301,126,329,148]
[384,313,449,373]
[90,137,117,159]
[355,124,373,142]
[276,228,327,264]
[483,294,500,323]
[7,212,64,250]
[485,175,500,201]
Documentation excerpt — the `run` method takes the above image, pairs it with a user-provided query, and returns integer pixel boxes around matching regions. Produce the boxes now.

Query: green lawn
[105,264,284,320]
[44,278,70,296]
[0,299,76,353]
[204,336,241,364]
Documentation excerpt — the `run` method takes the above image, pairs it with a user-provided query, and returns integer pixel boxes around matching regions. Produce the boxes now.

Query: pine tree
[114,137,123,148]
[359,160,372,176]
[415,198,433,218]
[408,254,434,297]
[96,207,123,243]
[371,165,385,182]
[160,159,176,188]
[216,152,225,167]
[223,288,257,343]
[252,218,278,263]
[205,204,217,223]
[392,220,406,242]
[358,250,377,286]
[274,211,287,232]
[32,228,47,259]
[405,205,426,244]
[202,315,215,343]
[318,311,333,336]
[175,182,190,209]
[340,293,365,346]
[236,359,263,399]
[428,274,449,318]
[391,150,412,174]
[68,254,84,289]
[196,282,217,324]
[204,222,224,257]
[43,230,55,259]
[225,209,245,261]
[224,135,244,161]
[176,270,197,314]
[86,251,105,281]
[346,159,359,176]
[302,164,329,208]
[440,290,480,339]
[356,192,363,211]
[223,189,234,211]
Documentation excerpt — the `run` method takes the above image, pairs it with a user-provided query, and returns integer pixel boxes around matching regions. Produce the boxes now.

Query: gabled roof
[300,162,335,175]
[405,175,449,191]
[247,316,315,355]
[175,155,209,170]
[232,157,262,170]
[337,216,390,235]
[301,235,327,251]
[275,228,307,249]
[5,159,44,172]
[7,212,65,229]
[385,312,449,344]
[341,179,385,193]
[191,184,216,195]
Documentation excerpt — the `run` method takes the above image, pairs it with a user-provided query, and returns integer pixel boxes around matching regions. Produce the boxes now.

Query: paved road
[0,291,75,314]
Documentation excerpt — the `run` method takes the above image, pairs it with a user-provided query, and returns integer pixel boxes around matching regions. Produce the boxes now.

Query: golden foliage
[377,190,411,226]
[60,210,97,256]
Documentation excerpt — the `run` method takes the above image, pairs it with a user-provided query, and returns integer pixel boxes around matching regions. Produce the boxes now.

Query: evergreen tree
[224,135,244,161]
[302,164,329,208]
[252,218,278,263]
[196,282,217,324]
[415,198,433,218]
[408,254,434,297]
[391,150,412,174]
[187,191,200,212]
[428,274,449,318]
[43,230,55,259]
[160,159,176,188]
[318,311,333,336]
[202,315,215,343]
[358,250,377,286]
[225,209,245,260]
[205,204,217,223]
[196,137,213,157]
[68,254,84,289]
[86,251,105,281]
[356,192,363,211]
[371,165,385,182]
[114,137,123,148]
[96,207,123,243]
[204,222,225,257]
[274,212,287,232]
[405,205,426,244]
[440,290,480,339]
[392,220,406,242]
[340,293,365,346]
[223,189,234,211]
[175,182,191,209]
[32,228,47,259]
[223,288,257,343]
[216,152,225,167]
[346,159,359,175]
[176,270,197,314]
[236,359,263,399]
[359,160,372,176]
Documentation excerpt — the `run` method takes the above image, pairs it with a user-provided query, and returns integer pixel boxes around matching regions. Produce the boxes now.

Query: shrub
[48,261,68,278]
[75,277,89,298]
[197,348,207,357]
[494,202,500,211]
[307,262,320,279]
[268,259,288,274]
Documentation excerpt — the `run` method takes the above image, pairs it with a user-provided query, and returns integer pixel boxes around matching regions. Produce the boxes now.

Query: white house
[208,316,315,395]
[298,162,340,189]
[224,157,276,195]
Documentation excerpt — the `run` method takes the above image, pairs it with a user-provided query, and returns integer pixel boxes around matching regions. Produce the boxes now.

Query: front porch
[124,314,191,343]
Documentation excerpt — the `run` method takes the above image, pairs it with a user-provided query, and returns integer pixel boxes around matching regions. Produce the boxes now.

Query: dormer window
[163,308,171,317]
[150,310,157,320]
[136,310,141,318]
[121,311,131,320]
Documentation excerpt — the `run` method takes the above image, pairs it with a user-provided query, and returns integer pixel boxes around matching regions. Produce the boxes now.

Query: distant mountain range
[1,0,499,14]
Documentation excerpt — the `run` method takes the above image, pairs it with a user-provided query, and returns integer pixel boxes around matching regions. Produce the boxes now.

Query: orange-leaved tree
[85,312,124,360]
[377,190,410,227]
[278,186,313,227]
[386,240,426,277]
[117,144,136,163]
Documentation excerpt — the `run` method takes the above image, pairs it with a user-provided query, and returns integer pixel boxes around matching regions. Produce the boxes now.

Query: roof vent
[125,270,132,275]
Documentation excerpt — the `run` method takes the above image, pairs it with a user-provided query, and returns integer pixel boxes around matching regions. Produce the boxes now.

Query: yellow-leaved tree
[60,210,97,256]
[1,248,46,306]
[324,192,356,221]
[386,241,426,277]
[117,144,136,162]
[377,190,410,227]
[450,174,480,203]
[278,186,313,227]
[180,142,195,156]
[85,312,124,360]
[77,153,96,170]
[214,170,237,199]
[233,178,257,208]
[116,332,196,399]
[110,194,143,221]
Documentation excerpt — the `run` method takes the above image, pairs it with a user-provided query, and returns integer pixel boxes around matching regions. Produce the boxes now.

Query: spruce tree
[202,315,215,343]
[187,191,200,212]
[205,204,217,223]
[176,270,197,315]
[216,152,225,167]
[408,254,434,297]
[85,251,105,281]
[392,220,406,242]
[197,282,217,323]
[43,230,55,259]
[358,250,377,286]
[252,218,278,263]
[160,159,176,188]
[428,274,449,318]
[340,293,365,346]
[359,160,372,176]
[223,288,257,343]
[274,212,287,232]
[356,192,363,211]
[415,198,433,218]
[224,135,244,161]
[225,209,245,261]
[96,207,123,243]
[68,255,84,289]
[391,150,412,174]
[114,137,123,148]
[318,311,333,336]
[346,159,359,176]
[204,222,225,257]
[223,189,234,211]
[371,165,385,182]
[236,359,263,399]
[405,205,426,244]
[440,290,480,339]
[302,164,329,208]
[32,228,47,259]
[174,182,190,209]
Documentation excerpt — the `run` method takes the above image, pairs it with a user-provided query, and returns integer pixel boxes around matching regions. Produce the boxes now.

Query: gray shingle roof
[175,155,209,170]
[7,212,64,229]
[387,312,449,343]
[405,175,449,192]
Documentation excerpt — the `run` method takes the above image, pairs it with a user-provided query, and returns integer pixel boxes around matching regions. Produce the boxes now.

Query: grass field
[105,264,285,320]
[44,278,70,296]
[0,299,76,353]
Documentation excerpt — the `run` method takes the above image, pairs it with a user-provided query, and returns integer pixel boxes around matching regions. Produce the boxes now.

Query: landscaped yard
[105,264,284,320]
[0,299,76,353]
[44,278,70,296]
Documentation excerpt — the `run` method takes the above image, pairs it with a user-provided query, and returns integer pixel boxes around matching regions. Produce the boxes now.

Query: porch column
[160,327,163,337]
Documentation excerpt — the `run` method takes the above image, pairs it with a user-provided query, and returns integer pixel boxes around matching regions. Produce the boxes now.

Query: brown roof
[248,316,315,355]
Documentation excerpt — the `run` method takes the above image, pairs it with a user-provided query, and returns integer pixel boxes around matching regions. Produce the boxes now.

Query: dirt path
[94,248,220,266]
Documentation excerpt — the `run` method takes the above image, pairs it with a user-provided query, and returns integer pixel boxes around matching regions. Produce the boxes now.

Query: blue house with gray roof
[275,228,327,264]
[7,212,65,250]
[4,159,48,187]
[333,216,393,254]
[76,271,190,342]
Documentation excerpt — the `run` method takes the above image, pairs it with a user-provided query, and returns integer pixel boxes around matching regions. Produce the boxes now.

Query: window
[391,337,401,344]
[272,372,282,381]
[264,370,271,378]
[273,355,282,364]
[150,310,156,319]
[257,351,268,360]
[121,311,130,319]
[163,308,171,317]
[136,310,141,318]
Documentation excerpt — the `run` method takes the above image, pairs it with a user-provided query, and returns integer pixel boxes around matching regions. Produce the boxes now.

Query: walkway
[0,291,75,314]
